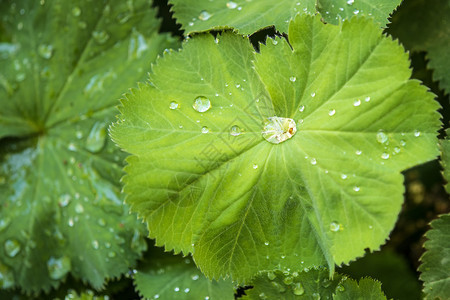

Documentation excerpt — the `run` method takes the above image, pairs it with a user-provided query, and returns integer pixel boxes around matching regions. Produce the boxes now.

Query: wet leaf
[110,15,440,282]
[333,277,387,300]
[419,213,450,300]
[169,0,400,35]
[0,0,178,293]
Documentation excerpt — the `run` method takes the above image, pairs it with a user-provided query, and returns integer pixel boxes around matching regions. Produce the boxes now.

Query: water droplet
[201,126,209,134]
[0,262,14,288]
[58,194,71,207]
[259,292,267,299]
[267,271,276,280]
[92,30,110,44]
[262,117,297,144]
[68,218,74,227]
[283,276,293,285]
[290,76,296,82]
[75,203,84,213]
[311,92,316,97]
[381,152,389,160]
[347,0,354,5]
[337,284,345,292]
[38,44,53,59]
[169,101,179,109]
[394,146,401,154]
[92,240,99,249]
[353,9,360,14]
[341,174,347,180]
[174,287,180,292]
[230,125,243,136]
[400,140,406,146]
[193,96,211,112]
[353,99,361,106]
[376,130,388,144]
[299,105,305,112]
[355,150,362,155]
[264,241,269,246]
[365,96,371,102]
[272,39,278,45]
[330,221,340,232]
[0,218,11,232]
[414,130,421,137]
[191,274,199,281]
[47,256,71,280]
[108,251,116,258]
[72,6,81,17]
[328,109,336,116]
[97,219,106,226]
[85,122,107,153]
[293,282,305,295]
[353,186,360,192]
[184,288,190,293]
[226,1,238,9]
[253,164,258,169]
[4,239,21,257]
[310,158,317,165]
[199,10,211,21]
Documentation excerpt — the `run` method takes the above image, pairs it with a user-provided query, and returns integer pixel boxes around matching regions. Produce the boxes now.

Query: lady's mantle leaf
[169,0,400,35]
[110,15,441,282]
[419,213,450,300]
[134,247,234,300]
[333,277,387,300]
[0,0,178,293]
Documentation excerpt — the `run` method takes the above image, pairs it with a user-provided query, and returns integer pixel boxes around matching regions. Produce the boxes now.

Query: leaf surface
[111,15,441,282]
[134,248,234,300]
[169,0,400,35]
[333,278,386,300]
[419,213,450,300]
[0,0,178,293]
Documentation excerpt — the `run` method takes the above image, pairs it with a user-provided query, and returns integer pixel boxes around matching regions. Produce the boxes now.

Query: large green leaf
[0,0,178,293]
[419,213,450,300]
[110,15,441,282]
[388,0,450,94]
[134,247,234,300]
[169,0,400,35]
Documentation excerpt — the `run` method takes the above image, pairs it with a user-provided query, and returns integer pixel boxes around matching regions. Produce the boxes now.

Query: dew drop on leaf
[108,251,116,258]
[365,96,371,102]
[328,109,336,116]
[199,10,211,21]
[47,256,71,280]
[376,130,388,144]
[394,146,401,154]
[347,0,354,5]
[353,99,361,106]
[353,186,360,192]
[414,130,421,137]
[311,92,316,97]
[253,164,258,169]
[267,271,276,280]
[92,240,99,249]
[230,125,243,136]
[293,282,305,295]
[193,96,211,112]
[400,139,406,146]
[191,274,199,281]
[68,218,74,227]
[75,203,84,213]
[97,218,106,226]
[299,105,305,112]
[85,122,107,153]
[0,217,11,232]
[341,174,347,180]
[184,288,190,293]
[355,150,362,155]
[289,76,296,82]
[4,239,21,257]
[201,126,209,134]
[226,1,237,9]
[38,44,53,59]
[310,158,317,165]
[283,276,293,285]
[381,152,390,160]
[330,221,340,232]
[92,30,110,44]
[169,101,179,110]
[174,287,180,292]
[72,6,81,17]
[259,293,267,299]
[0,262,14,288]
[262,117,297,144]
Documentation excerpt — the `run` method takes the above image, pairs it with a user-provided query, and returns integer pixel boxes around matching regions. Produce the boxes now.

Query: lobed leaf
[0,0,179,293]
[169,0,401,36]
[110,14,441,282]
[419,213,450,300]
[333,277,386,300]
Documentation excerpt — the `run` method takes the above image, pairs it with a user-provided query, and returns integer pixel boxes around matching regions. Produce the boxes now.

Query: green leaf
[169,0,400,35]
[333,278,387,300]
[388,0,450,94]
[442,129,450,194]
[241,268,343,299]
[0,0,178,293]
[134,247,234,300]
[419,213,450,300]
[110,15,441,282]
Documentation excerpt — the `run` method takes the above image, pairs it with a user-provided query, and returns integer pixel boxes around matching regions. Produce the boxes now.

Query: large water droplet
[0,262,14,288]
[330,221,340,232]
[262,117,297,144]
[92,30,110,44]
[169,101,179,110]
[293,282,305,295]
[199,10,211,21]
[193,96,211,112]
[226,1,238,9]
[85,122,107,153]
[47,256,71,280]
[230,125,243,136]
[72,6,81,17]
[376,130,388,144]
[38,44,53,59]
[4,239,21,257]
